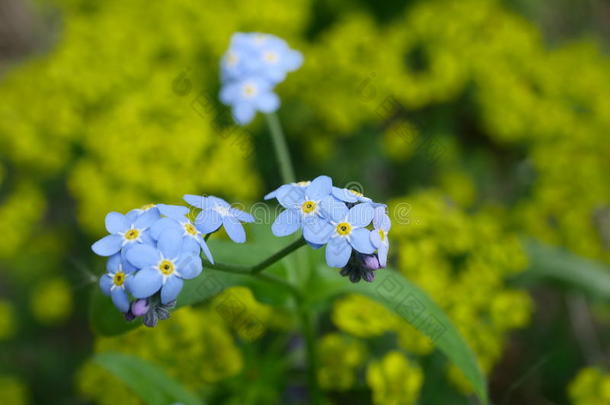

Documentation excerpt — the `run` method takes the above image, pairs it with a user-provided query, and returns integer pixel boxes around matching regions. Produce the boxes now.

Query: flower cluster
[91,196,254,325]
[266,175,391,282]
[219,32,303,124]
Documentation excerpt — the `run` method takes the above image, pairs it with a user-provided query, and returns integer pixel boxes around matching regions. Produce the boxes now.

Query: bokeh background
[1,0,609,404]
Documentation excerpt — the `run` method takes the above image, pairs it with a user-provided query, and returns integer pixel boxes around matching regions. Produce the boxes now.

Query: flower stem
[266,112,296,184]
[298,304,322,404]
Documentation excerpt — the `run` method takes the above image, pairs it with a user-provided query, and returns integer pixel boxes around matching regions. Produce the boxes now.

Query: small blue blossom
[220,76,280,124]
[99,254,133,313]
[264,180,311,201]
[370,206,391,267]
[126,228,203,304]
[332,186,373,204]
[318,198,376,268]
[219,32,302,125]
[150,204,215,263]
[91,210,157,256]
[271,175,335,244]
[183,195,255,243]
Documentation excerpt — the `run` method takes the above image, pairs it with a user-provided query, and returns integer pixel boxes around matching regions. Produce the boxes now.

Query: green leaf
[94,352,203,405]
[309,267,488,404]
[520,238,610,298]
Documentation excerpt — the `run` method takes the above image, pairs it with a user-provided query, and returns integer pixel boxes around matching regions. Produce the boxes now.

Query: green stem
[266,112,296,184]
[298,304,322,404]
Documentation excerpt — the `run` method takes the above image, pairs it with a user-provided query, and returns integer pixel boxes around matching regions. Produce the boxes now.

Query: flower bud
[131,299,150,317]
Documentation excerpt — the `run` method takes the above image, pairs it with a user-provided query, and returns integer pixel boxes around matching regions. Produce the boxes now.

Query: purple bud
[361,254,381,270]
[131,299,150,317]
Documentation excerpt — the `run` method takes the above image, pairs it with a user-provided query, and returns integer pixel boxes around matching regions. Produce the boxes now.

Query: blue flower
[271,175,335,244]
[221,33,303,85]
[99,254,133,312]
[220,76,280,124]
[149,204,214,263]
[91,210,157,256]
[126,228,203,304]
[183,195,255,243]
[264,180,311,201]
[219,32,302,125]
[331,186,373,204]
[370,206,391,267]
[317,199,376,268]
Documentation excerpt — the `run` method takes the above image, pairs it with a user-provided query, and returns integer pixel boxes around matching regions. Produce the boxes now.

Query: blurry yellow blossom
[30,277,73,325]
[332,294,398,338]
[0,300,17,340]
[0,376,28,405]
[366,351,423,405]
[569,367,610,405]
[318,333,366,391]
[77,362,142,405]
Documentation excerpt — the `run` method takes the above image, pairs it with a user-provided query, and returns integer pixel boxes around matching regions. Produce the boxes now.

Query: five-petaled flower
[184,195,255,244]
[91,210,157,256]
[126,228,203,304]
[99,254,133,312]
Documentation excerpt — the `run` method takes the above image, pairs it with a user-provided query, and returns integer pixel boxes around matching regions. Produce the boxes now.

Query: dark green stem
[298,304,321,404]
[266,112,296,184]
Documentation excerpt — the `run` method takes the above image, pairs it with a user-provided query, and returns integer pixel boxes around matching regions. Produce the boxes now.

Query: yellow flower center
[349,189,363,197]
[227,52,238,66]
[184,222,198,236]
[140,203,155,211]
[242,83,256,97]
[263,51,278,63]
[124,229,140,241]
[158,260,175,276]
[112,272,125,287]
[336,222,352,236]
[301,200,317,214]
[379,229,386,241]
[296,181,311,187]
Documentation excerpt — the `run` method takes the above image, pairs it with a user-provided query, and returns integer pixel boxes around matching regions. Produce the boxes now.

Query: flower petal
[111,288,130,313]
[319,196,348,223]
[178,254,202,279]
[158,228,183,258]
[183,194,205,208]
[129,267,163,299]
[134,208,160,229]
[195,209,222,234]
[349,228,375,254]
[222,216,246,243]
[161,276,184,304]
[106,253,122,273]
[306,175,332,200]
[276,185,305,209]
[92,235,123,256]
[126,244,159,269]
[233,102,256,125]
[325,237,352,268]
[271,209,301,237]
[377,244,389,267]
[157,204,189,221]
[99,275,112,296]
[331,187,358,203]
[231,208,255,223]
[256,91,280,113]
[105,212,128,234]
[197,236,214,264]
[370,229,382,249]
[373,206,391,231]
[348,203,374,228]
[150,217,180,240]
[302,216,333,244]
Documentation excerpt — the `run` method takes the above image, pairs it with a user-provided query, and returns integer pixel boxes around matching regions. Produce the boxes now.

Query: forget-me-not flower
[99,254,133,312]
[370,206,391,267]
[220,76,280,125]
[219,32,302,125]
[150,204,214,263]
[271,175,335,244]
[91,210,157,256]
[183,195,255,243]
[332,186,373,204]
[126,228,203,304]
[318,199,376,268]
[264,180,311,201]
